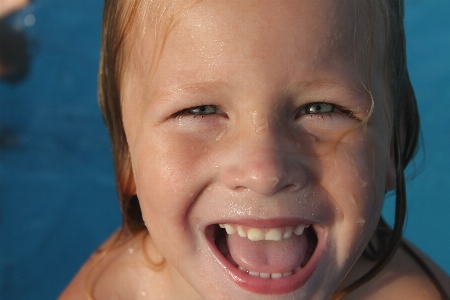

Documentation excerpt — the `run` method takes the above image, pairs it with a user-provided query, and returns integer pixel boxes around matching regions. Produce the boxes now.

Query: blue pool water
[0,1,449,299]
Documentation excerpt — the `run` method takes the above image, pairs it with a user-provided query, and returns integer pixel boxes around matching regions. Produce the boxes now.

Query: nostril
[221,164,308,196]
[220,139,309,195]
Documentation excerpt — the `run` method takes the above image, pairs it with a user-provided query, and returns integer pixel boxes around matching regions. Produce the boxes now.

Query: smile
[206,220,326,294]
[219,223,310,241]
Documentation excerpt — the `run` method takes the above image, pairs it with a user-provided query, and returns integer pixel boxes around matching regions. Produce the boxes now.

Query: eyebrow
[152,80,233,102]
[285,79,370,103]
[151,78,370,107]
[178,81,232,91]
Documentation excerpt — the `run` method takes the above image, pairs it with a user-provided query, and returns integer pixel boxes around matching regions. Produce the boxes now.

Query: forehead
[176,1,359,52]
[123,0,375,96]
[195,3,353,58]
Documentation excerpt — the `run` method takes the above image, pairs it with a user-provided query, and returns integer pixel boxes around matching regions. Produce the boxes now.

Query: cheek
[324,131,391,267]
[130,129,213,231]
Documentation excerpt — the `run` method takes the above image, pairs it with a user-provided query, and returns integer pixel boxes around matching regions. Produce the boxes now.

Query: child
[60,0,450,299]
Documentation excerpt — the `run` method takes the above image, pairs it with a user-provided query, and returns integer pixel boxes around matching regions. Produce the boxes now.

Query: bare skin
[60,232,450,299]
[0,0,29,18]
[61,1,450,299]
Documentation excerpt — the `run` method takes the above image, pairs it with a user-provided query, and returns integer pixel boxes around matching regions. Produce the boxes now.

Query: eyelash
[299,102,357,120]
[172,102,357,120]
[172,105,218,119]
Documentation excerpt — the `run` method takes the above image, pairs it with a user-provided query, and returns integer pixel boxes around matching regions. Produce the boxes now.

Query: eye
[298,101,357,119]
[172,104,219,119]
[304,102,334,114]
[187,105,217,115]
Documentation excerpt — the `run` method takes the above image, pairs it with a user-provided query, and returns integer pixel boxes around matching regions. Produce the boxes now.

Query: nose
[220,129,309,196]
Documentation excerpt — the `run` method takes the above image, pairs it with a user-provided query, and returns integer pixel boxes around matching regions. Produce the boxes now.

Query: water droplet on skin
[360,180,368,188]
[127,247,134,254]
[268,177,279,188]
[215,128,226,141]
[356,219,366,226]
[141,291,147,296]
[202,147,209,153]
[289,183,300,192]
[251,111,269,133]
[349,197,356,206]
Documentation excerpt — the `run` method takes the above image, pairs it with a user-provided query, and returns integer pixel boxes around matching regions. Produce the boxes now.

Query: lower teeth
[214,225,317,279]
[237,265,301,279]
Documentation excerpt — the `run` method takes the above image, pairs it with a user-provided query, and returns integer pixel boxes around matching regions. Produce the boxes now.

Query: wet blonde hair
[99,0,198,234]
[98,0,421,298]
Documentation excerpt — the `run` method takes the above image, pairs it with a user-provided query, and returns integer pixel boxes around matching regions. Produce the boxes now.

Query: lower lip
[206,225,326,295]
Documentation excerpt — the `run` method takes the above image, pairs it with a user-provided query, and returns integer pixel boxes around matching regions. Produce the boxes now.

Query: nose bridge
[220,121,307,196]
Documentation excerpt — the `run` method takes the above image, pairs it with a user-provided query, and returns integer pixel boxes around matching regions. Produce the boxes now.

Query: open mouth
[206,221,323,294]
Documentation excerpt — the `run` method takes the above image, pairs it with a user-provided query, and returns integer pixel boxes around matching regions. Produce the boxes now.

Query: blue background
[0,0,449,299]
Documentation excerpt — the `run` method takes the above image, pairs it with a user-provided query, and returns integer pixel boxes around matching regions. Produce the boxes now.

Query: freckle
[252,111,269,133]
[356,219,366,226]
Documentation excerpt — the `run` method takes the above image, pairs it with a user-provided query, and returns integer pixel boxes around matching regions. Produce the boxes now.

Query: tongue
[227,232,308,273]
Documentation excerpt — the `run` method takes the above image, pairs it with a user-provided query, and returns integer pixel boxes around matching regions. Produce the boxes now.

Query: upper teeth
[219,224,309,242]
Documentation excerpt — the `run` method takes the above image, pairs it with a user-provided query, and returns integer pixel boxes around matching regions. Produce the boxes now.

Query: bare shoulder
[345,240,450,299]
[59,230,166,300]
[58,230,125,300]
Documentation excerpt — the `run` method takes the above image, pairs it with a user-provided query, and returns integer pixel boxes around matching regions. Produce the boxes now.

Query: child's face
[121,1,393,299]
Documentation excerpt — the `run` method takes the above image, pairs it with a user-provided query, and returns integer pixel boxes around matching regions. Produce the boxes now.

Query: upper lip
[192,186,337,233]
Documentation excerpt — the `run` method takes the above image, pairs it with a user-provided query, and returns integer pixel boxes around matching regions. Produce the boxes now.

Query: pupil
[315,105,321,111]
[200,106,206,112]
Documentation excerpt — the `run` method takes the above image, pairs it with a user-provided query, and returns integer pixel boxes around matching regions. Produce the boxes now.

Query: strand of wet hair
[331,107,406,300]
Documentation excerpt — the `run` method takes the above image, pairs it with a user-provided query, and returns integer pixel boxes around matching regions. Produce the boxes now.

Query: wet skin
[59,1,450,299]
[118,1,395,299]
